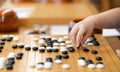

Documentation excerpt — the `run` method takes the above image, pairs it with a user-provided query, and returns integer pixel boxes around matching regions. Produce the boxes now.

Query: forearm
[90,8,120,29]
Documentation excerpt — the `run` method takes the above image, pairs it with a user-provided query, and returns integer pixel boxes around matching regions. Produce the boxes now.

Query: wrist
[83,15,97,29]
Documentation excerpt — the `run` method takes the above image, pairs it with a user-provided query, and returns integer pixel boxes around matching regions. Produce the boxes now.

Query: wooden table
[0,34,120,72]
[105,36,120,56]
[1,1,98,24]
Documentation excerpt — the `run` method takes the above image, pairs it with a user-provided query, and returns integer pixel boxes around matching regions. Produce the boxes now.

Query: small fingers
[76,28,85,47]
[81,31,92,46]
[70,24,79,43]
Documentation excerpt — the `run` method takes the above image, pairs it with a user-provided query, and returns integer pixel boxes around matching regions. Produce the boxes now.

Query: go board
[0,34,120,72]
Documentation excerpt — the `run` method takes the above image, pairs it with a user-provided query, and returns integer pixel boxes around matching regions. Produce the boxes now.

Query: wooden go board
[0,34,120,72]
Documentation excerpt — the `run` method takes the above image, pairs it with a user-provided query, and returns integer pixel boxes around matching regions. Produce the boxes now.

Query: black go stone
[8,57,14,61]
[46,58,53,63]
[53,49,59,52]
[8,60,15,64]
[0,41,5,45]
[12,45,18,49]
[55,55,62,60]
[0,49,2,52]
[96,56,102,61]
[46,38,52,41]
[37,62,44,65]
[16,55,22,59]
[0,38,6,41]
[59,41,65,43]
[68,47,75,52]
[18,52,23,56]
[39,49,45,52]
[91,50,98,54]
[96,62,103,64]
[46,41,52,43]
[32,47,38,51]
[91,37,96,41]
[52,40,58,43]
[18,45,24,48]
[86,59,93,65]
[83,48,89,52]
[87,40,93,43]
[7,62,13,65]
[47,44,53,47]
[62,51,68,54]
[6,37,13,41]
[63,54,69,59]
[47,49,53,52]
[40,31,46,34]
[47,42,53,44]
[6,64,13,70]
[78,57,85,60]
[93,41,100,46]
[25,47,31,51]
[0,46,3,49]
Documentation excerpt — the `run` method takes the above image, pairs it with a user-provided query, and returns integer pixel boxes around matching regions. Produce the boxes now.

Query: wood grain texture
[0,34,120,72]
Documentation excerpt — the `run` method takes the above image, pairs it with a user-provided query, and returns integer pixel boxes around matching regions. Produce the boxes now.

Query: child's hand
[70,16,96,47]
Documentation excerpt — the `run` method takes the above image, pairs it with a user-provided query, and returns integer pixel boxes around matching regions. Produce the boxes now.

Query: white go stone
[44,62,52,69]
[63,36,69,40]
[39,47,45,49]
[60,43,66,46]
[53,47,59,49]
[96,64,104,69]
[45,36,51,38]
[65,41,72,45]
[85,38,91,43]
[32,45,38,48]
[60,47,66,49]
[36,64,44,69]
[13,36,19,41]
[45,62,52,65]
[60,48,67,52]
[0,57,6,70]
[44,65,52,69]
[7,52,15,58]
[46,47,52,49]
[39,37,45,39]
[52,38,57,40]
[9,35,14,38]
[30,62,36,68]
[55,60,62,64]
[18,43,24,46]
[87,43,94,46]
[0,65,4,70]
[58,38,64,42]
[33,38,39,41]
[25,45,30,48]
[78,60,87,66]
[67,45,73,47]
[53,43,59,46]
[62,64,70,69]
[0,57,6,62]
[88,64,96,69]
[2,35,8,38]
[39,39,45,44]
